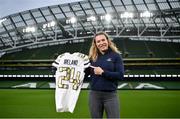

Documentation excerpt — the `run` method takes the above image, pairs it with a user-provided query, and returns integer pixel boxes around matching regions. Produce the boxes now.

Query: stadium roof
[0,0,180,52]
[0,0,84,18]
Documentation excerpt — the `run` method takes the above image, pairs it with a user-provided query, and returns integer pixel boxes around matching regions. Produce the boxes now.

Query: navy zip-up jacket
[85,49,124,91]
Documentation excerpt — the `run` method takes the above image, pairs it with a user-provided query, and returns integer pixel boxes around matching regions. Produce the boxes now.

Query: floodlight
[50,21,56,27]
[87,16,96,22]
[121,12,133,18]
[100,14,112,22]
[105,14,112,22]
[70,17,77,24]
[43,24,47,29]
[23,26,36,33]
[0,18,7,24]
[140,11,153,18]
[43,21,56,29]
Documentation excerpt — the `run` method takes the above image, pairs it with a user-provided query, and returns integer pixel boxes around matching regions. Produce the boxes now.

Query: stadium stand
[1,39,180,60]
[0,39,180,79]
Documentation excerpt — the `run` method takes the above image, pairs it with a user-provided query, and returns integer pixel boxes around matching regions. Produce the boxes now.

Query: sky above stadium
[0,0,84,18]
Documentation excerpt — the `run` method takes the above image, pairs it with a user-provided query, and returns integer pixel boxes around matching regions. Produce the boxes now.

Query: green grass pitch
[0,89,180,118]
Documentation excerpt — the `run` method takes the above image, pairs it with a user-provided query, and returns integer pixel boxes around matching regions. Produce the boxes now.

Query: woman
[86,32,124,118]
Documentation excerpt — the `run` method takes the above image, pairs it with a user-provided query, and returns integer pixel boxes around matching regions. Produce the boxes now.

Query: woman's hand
[93,66,104,75]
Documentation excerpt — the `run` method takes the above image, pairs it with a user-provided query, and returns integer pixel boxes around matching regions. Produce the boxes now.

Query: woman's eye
[96,40,100,43]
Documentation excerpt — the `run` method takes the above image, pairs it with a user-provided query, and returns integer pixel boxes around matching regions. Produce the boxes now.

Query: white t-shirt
[52,52,90,113]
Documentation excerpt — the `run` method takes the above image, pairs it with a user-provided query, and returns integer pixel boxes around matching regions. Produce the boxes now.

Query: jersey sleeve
[52,53,66,68]
[75,52,90,68]
[83,55,90,68]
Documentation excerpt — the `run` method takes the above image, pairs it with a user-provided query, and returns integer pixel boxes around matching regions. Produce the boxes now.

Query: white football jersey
[52,52,90,113]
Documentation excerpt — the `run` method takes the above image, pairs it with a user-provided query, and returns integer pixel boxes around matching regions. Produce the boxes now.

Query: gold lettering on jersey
[58,67,81,90]
[64,59,78,65]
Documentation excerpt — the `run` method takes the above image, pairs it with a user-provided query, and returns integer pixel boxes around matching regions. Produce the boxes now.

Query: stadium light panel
[121,12,133,18]
[105,14,112,22]
[70,17,77,24]
[66,17,77,24]
[87,16,96,22]
[50,21,56,27]
[43,21,56,29]
[100,14,112,22]
[126,28,130,32]
[43,24,47,29]
[0,18,7,25]
[23,26,36,33]
[140,11,153,18]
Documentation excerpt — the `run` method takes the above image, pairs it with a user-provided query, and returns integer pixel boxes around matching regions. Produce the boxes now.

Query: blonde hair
[89,32,120,61]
